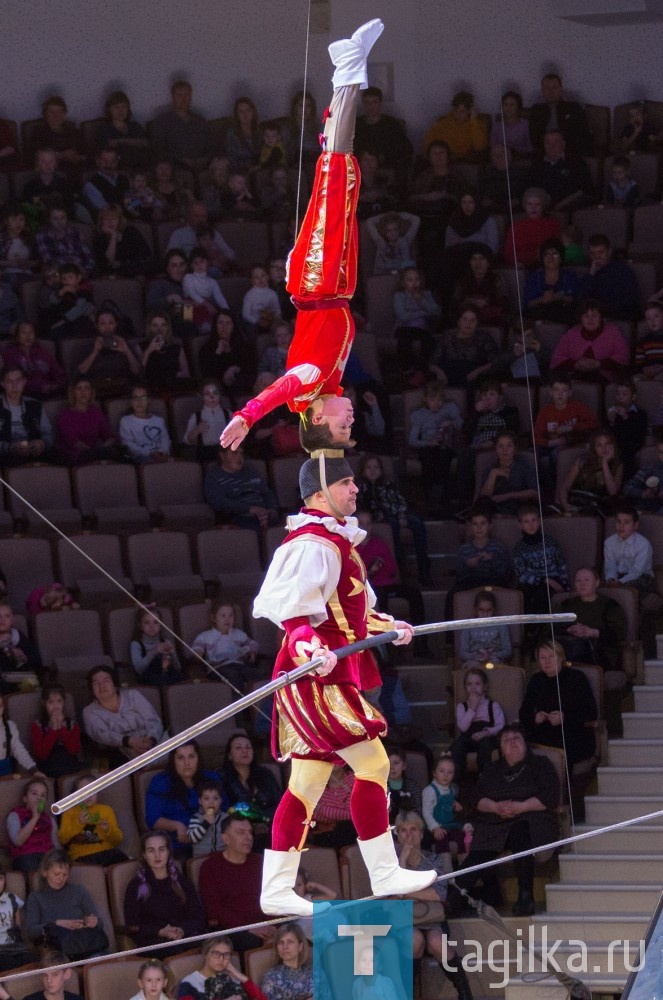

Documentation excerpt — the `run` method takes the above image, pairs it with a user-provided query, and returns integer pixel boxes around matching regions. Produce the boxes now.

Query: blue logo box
[313,899,413,1000]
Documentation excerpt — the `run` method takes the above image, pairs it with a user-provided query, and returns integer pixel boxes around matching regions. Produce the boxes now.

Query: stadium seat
[141,461,214,528]
[126,531,205,601]
[5,466,81,534]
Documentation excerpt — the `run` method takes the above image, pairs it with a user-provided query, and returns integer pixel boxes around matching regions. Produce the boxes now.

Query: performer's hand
[315,648,338,676]
[392,621,414,645]
[220,415,248,451]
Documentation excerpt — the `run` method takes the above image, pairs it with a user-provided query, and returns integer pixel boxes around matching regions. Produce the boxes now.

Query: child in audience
[455,509,513,592]
[222,171,260,221]
[392,266,441,372]
[604,503,656,601]
[119,385,171,463]
[625,428,663,512]
[191,602,258,690]
[513,503,569,616]
[635,302,663,380]
[421,755,465,871]
[186,779,227,858]
[38,262,95,340]
[7,778,59,873]
[606,378,648,479]
[129,959,173,1000]
[183,380,231,462]
[408,380,463,513]
[451,667,505,778]
[130,607,183,686]
[0,694,38,776]
[196,226,233,277]
[386,746,423,824]
[31,685,81,778]
[242,264,281,337]
[124,171,162,223]
[367,210,420,274]
[458,590,512,669]
[0,865,31,972]
[17,950,84,1000]
[182,246,229,326]
[534,374,599,496]
[58,775,127,867]
[0,603,42,680]
[26,583,78,615]
[258,121,286,170]
[604,155,641,207]
[258,321,292,379]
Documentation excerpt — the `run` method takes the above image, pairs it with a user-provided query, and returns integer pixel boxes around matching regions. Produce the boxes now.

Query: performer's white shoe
[329,18,384,89]
[358,830,437,896]
[261,849,323,918]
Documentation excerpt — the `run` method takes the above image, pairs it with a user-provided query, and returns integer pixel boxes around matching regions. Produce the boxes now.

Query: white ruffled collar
[286,509,366,546]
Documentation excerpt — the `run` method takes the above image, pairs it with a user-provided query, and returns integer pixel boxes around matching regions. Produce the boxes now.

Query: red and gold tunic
[253,510,394,762]
[234,151,360,429]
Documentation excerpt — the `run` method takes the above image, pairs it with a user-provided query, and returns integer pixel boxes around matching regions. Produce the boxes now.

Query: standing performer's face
[324,476,358,517]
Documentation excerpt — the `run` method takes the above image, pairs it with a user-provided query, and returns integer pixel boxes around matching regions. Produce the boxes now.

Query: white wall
[4,0,661,149]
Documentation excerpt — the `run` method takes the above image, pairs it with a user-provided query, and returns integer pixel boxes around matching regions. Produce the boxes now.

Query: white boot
[261,849,314,917]
[358,831,437,896]
[328,18,384,89]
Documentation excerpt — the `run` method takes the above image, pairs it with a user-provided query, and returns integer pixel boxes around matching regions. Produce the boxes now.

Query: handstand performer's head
[299,394,355,452]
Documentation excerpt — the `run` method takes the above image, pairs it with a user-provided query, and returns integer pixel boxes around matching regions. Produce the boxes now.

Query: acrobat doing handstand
[220,20,378,454]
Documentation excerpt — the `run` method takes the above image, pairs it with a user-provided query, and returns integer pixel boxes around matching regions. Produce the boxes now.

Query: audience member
[355,86,413,181]
[455,380,521,508]
[151,159,193,221]
[386,746,423,823]
[604,155,641,207]
[458,724,559,916]
[408,380,462,513]
[187,779,227,859]
[528,129,595,210]
[491,325,550,384]
[198,309,255,406]
[152,81,211,172]
[129,958,172,1000]
[478,144,527,214]
[38,262,95,340]
[82,149,129,217]
[183,379,230,462]
[407,140,461,242]
[0,865,31,973]
[97,90,149,169]
[166,202,235,263]
[224,98,261,172]
[200,156,231,222]
[606,379,647,479]
[423,90,488,161]
[430,304,498,387]
[76,304,142,398]
[619,101,661,153]
[7,778,58,873]
[55,377,118,465]
[550,300,630,382]
[139,311,189,393]
[520,639,597,767]
[625,428,663,511]
[31,685,81,778]
[82,665,164,768]
[0,206,37,290]
[458,591,513,670]
[0,610,42,686]
[452,666,506,781]
[556,428,624,515]
[242,264,282,338]
[123,831,206,954]
[528,74,593,155]
[177,935,267,1000]
[220,732,280,847]
[21,149,76,219]
[393,267,441,373]
[513,503,569,619]
[182,247,229,328]
[490,91,532,156]
[146,741,220,857]
[577,235,640,320]
[421,754,465,870]
[503,188,562,267]
[261,923,313,1000]
[191,603,258,689]
[635,302,663,379]
[130,606,183,686]
[522,238,579,324]
[445,190,500,264]
[204,446,279,529]
[2,322,66,398]
[58,774,127,867]
[92,203,153,277]
[27,97,87,181]
[36,201,94,275]
[478,432,538,515]
[199,815,274,954]
[258,121,286,171]
[25,849,106,958]
[367,211,419,275]
[604,503,656,598]
[282,90,320,169]
[453,248,509,329]
[456,511,513,596]
[22,950,84,1000]
[0,366,55,466]
[534,374,598,495]
[218,170,261,222]
[119,384,171,463]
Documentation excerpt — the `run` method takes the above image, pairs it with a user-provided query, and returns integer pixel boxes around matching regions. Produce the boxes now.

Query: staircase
[502,657,663,1000]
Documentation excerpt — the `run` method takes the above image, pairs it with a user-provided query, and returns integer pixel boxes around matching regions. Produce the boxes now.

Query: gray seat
[126,530,204,601]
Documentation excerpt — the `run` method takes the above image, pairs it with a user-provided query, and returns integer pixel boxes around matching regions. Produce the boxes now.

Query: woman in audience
[444,190,499,263]
[503,188,562,268]
[138,311,188,394]
[2,322,66,399]
[151,160,193,221]
[77,305,142,399]
[197,308,255,407]
[479,432,538,514]
[82,665,164,768]
[520,639,597,767]
[123,831,205,955]
[31,684,81,777]
[0,607,42,687]
[28,96,86,180]
[119,383,171,463]
[92,204,153,278]
[408,140,461,225]
[97,90,149,170]
[55,377,118,465]
[25,848,105,955]
[146,740,221,858]
[550,300,630,384]
[555,428,624,515]
[522,237,579,325]
[430,302,498,387]
[177,934,268,1000]
[490,91,532,157]
[221,733,280,851]
[260,923,313,1000]
[452,249,508,329]
[356,453,431,586]
[225,98,261,172]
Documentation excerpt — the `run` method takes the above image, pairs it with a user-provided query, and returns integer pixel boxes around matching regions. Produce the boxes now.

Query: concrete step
[623,711,663,738]
[571,823,663,853]
[584,795,663,825]
[597,765,663,795]
[634,684,663,712]
[532,912,649,944]
[505,974,626,1000]
[644,659,663,685]
[559,853,663,883]
[546,882,661,913]
[607,738,663,766]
